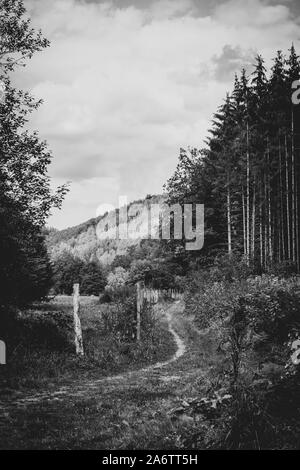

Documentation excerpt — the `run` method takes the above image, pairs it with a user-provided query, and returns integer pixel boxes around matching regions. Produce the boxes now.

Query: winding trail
[0,300,221,449]
[0,301,187,409]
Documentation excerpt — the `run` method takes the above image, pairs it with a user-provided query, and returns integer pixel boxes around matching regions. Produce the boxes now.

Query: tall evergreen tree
[166,46,300,273]
[0,0,67,310]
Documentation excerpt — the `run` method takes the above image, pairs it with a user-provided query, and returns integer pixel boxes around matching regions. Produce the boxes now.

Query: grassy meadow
[0,295,175,393]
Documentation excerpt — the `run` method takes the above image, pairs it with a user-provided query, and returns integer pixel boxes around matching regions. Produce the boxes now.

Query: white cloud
[214,0,292,26]
[48,176,120,228]
[19,0,300,228]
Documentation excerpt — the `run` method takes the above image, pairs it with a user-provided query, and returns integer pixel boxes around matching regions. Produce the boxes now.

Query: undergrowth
[0,296,175,391]
[184,268,300,449]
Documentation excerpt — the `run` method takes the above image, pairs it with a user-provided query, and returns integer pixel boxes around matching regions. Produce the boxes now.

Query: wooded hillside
[46,195,164,265]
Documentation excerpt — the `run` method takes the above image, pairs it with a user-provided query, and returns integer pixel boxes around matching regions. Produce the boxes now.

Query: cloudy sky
[19,0,300,229]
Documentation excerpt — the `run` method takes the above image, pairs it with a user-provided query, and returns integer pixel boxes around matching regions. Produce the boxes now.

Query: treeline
[0,1,67,315]
[51,252,106,296]
[45,195,165,267]
[51,241,184,298]
[166,46,300,273]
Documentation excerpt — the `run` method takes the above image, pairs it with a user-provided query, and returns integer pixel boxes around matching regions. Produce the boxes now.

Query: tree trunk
[136,281,143,342]
[252,183,256,261]
[259,187,264,269]
[246,122,250,265]
[242,188,247,257]
[291,109,296,263]
[279,137,286,262]
[227,177,232,256]
[285,134,291,260]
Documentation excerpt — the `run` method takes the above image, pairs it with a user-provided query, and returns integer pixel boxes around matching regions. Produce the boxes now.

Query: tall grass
[0,295,175,391]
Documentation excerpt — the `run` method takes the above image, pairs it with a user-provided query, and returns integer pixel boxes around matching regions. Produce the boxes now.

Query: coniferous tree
[166,46,300,273]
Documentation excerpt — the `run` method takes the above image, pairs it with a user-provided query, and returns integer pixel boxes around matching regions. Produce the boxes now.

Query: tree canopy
[0,0,67,309]
[166,48,300,274]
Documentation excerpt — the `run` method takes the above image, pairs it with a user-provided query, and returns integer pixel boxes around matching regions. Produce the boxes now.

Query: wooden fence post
[136,282,144,342]
[73,283,84,356]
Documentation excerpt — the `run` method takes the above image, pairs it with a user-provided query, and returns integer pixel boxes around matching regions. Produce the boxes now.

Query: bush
[245,276,300,342]
[51,252,106,295]
[80,261,106,296]
[0,295,173,391]
[223,383,273,449]
[0,205,53,308]
[128,259,177,289]
[186,273,300,338]
[210,253,253,282]
[101,293,137,341]
[99,291,112,304]
[267,261,298,278]
[184,273,247,329]
[105,267,129,298]
[185,271,300,449]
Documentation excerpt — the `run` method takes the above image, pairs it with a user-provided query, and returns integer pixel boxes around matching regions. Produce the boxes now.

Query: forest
[165,47,300,274]
[1,0,300,451]
[0,0,67,316]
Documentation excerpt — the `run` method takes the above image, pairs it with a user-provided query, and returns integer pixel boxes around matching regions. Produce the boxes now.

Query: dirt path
[0,301,186,408]
[0,301,221,449]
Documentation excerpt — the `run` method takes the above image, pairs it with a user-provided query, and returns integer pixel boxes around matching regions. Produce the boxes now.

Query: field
[0,296,175,393]
[0,300,225,449]
[1,277,300,450]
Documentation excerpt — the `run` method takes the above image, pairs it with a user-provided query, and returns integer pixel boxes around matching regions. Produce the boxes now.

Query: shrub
[186,273,300,339]
[101,293,137,341]
[223,383,274,449]
[99,291,112,304]
[185,270,300,449]
[105,267,129,298]
[210,253,253,282]
[51,252,106,295]
[184,274,247,329]
[244,276,300,342]
[128,259,177,289]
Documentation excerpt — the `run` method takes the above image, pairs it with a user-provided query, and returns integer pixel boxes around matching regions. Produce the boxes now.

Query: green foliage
[0,0,67,310]
[0,295,172,391]
[0,192,52,309]
[210,253,253,282]
[185,270,300,448]
[128,259,179,289]
[51,251,106,296]
[223,384,273,449]
[101,293,137,341]
[165,147,225,267]
[46,196,165,266]
[105,267,130,298]
[176,267,300,451]
[51,252,84,295]
[165,48,300,272]
[228,299,249,383]
[99,291,113,304]
[267,261,298,277]
[187,271,300,340]
[244,276,300,342]
[80,261,107,296]
[221,364,300,449]
[110,254,132,270]
[184,270,246,329]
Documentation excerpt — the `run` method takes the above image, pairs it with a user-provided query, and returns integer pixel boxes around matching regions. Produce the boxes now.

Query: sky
[19,0,300,229]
